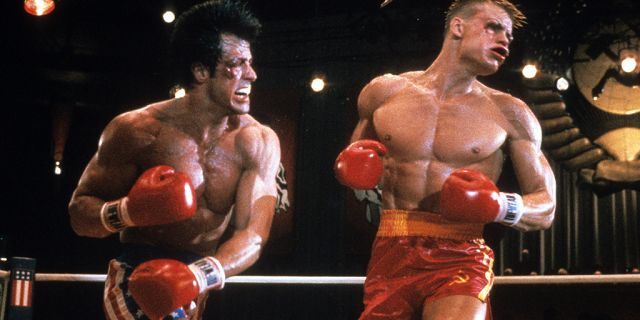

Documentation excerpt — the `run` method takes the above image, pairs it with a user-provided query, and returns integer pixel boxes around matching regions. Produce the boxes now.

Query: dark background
[2,0,640,319]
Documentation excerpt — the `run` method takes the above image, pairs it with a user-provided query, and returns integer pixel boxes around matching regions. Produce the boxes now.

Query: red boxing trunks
[360,210,494,320]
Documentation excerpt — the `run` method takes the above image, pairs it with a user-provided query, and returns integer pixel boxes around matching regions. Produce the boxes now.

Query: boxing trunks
[360,210,494,320]
[103,244,205,320]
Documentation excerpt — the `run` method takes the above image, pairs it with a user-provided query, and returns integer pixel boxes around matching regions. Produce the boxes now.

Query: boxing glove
[128,257,225,320]
[100,165,197,232]
[334,140,388,189]
[439,168,523,225]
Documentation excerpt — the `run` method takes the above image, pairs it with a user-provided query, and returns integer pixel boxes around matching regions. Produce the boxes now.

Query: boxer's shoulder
[369,73,411,90]
[358,73,410,114]
[99,107,162,155]
[481,85,541,142]
[234,118,280,163]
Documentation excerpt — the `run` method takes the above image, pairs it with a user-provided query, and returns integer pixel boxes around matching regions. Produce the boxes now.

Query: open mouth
[491,47,509,60]
[234,86,251,99]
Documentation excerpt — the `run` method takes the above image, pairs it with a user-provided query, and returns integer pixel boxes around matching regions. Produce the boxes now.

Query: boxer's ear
[191,63,210,83]
[450,17,464,38]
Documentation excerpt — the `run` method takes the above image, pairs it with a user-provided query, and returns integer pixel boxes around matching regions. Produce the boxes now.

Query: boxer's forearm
[219,170,277,276]
[213,229,266,277]
[68,194,114,238]
[512,190,556,232]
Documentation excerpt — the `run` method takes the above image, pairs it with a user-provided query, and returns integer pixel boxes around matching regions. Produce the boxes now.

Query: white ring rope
[0,271,637,285]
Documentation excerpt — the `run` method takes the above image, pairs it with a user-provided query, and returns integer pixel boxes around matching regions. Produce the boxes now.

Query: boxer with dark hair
[335,1,555,319]
[68,1,281,319]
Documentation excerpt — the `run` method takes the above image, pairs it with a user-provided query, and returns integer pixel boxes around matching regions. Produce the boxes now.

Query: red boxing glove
[334,140,388,189]
[440,168,523,225]
[129,257,225,320]
[100,165,197,232]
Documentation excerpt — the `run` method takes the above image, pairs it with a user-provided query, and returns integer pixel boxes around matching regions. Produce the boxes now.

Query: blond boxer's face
[458,3,513,75]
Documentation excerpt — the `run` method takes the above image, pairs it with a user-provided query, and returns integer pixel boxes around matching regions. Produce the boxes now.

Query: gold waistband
[377,210,484,241]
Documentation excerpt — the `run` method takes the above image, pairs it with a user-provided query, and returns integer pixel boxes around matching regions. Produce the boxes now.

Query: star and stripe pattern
[10,269,34,307]
[9,257,36,311]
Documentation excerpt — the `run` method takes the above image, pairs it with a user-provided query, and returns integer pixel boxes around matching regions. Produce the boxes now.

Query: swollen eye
[225,67,242,78]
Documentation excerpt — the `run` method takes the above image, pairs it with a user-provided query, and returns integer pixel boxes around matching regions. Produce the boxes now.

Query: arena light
[621,57,637,73]
[170,85,186,98]
[54,161,62,175]
[310,77,325,92]
[555,77,570,91]
[162,11,176,23]
[521,64,538,79]
[619,49,638,74]
[24,0,55,16]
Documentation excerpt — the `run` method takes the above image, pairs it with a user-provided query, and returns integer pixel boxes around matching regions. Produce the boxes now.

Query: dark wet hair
[169,0,261,88]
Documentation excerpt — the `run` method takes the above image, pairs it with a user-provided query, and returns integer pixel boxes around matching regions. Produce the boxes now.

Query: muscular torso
[370,74,512,212]
[119,102,254,256]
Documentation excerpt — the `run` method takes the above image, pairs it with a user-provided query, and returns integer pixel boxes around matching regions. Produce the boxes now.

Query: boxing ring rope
[5,271,640,285]
[2,269,640,319]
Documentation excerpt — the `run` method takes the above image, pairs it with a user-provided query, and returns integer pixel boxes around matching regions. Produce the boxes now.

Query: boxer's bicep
[352,74,405,142]
[234,125,279,231]
[68,115,147,237]
[507,99,556,231]
[213,125,279,276]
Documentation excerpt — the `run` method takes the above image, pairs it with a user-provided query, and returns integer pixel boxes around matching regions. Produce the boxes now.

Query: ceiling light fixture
[163,11,176,23]
[522,64,538,79]
[310,77,325,92]
[555,77,570,91]
[24,0,55,16]
[621,57,638,73]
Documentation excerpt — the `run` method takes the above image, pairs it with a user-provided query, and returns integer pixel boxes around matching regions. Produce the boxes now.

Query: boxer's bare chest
[122,124,246,253]
[142,126,243,214]
[373,86,508,167]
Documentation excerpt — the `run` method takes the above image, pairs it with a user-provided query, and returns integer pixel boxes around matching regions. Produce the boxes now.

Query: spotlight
[621,57,637,73]
[170,85,186,98]
[555,77,570,91]
[24,0,55,16]
[163,11,176,23]
[521,64,538,79]
[54,161,62,175]
[310,77,325,92]
[619,48,638,74]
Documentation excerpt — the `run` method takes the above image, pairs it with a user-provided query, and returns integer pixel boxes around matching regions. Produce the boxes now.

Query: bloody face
[208,33,257,115]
